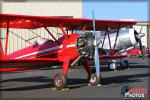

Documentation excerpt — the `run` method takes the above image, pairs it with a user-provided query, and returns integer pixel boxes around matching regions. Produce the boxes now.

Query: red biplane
[0,14,144,90]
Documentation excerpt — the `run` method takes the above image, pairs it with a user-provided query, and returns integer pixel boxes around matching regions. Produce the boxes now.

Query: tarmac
[0,58,150,100]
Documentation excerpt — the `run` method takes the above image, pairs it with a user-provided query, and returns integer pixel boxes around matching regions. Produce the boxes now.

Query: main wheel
[108,62,117,71]
[120,60,129,69]
[53,73,67,90]
[89,74,101,86]
[123,61,129,68]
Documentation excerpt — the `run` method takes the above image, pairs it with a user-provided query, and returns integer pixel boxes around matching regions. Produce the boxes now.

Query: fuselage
[9,33,80,62]
[0,33,80,72]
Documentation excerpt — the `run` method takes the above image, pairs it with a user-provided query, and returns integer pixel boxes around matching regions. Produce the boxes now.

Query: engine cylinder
[76,32,95,58]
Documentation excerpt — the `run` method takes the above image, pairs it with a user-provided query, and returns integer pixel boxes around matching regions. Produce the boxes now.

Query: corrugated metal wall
[1,28,61,54]
[1,0,82,54]
[2,0,82,17]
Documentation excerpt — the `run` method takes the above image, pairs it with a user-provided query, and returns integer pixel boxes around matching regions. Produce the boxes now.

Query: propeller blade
[92,10,100,78]
[138,27,145,59]
[139,40,144,59]
[95,47,100,77]
[139,27,143,34]
[92,10,96,36]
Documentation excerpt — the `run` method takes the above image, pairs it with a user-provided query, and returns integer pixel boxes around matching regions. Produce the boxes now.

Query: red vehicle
[128,48,141,57]
[128,46,146,57]
[0,14,143,90]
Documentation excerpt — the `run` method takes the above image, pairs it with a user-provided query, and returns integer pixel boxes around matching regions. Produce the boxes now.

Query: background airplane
[0,14,144,90]
[96,27,145,70]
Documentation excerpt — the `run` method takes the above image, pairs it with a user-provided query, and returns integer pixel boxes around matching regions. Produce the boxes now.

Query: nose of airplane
[138,33,145,39]
[76,32,94,58]
[134,26,145,40]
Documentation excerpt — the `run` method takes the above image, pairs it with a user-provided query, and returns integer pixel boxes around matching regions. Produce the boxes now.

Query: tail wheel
[53,73,67,90]
[89,74,102,86]
[108,62,117,71]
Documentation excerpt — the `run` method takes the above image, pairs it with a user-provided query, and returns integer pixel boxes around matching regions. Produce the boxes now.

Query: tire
[119,62,124,70]
[123,61,129,69]
[53,73,67,90]
[108,62,117,71]
[89,74,102,86]
[120,60,129,69]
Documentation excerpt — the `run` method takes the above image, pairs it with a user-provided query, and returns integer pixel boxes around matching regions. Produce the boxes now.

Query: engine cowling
[98,28,142,51]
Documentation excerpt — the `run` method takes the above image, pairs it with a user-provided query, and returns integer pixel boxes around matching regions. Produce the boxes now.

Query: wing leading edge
[0,14,136,30]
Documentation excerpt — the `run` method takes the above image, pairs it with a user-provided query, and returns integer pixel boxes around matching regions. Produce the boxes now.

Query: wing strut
[82,24,86,32]
[112,25,120,54]
[5,18,10,55]
[44,27,57,41]
[59,24,68,38]
[107,29,112,55]
[100,31,107,54]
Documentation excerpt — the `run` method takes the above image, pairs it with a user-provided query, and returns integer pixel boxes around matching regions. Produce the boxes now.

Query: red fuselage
[1,34,80,71]
[9,34,79,60]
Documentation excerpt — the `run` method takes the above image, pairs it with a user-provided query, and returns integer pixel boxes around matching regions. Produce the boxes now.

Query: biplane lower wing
[0,58,60,72]
[0,58,59,63]
[100,55,127,59]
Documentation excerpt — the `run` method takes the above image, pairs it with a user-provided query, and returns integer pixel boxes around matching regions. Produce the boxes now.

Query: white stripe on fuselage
[66,44,76,48]
[15,45,63,59]
[15,44,76,59]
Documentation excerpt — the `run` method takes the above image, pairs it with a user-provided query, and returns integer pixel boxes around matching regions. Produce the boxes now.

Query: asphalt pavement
[0,58,150,100]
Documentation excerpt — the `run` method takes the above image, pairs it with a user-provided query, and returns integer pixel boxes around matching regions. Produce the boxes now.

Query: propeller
[135,27,145,59]
[139,39,144,58]
[92,10,100,80]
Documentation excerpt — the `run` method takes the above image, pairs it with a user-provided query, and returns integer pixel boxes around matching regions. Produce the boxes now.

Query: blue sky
[82,0,149,21]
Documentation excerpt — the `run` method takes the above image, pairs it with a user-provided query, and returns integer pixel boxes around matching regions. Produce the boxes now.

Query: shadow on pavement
[0,72,150,91]
[102,73,150,85]
[0,76,88,91]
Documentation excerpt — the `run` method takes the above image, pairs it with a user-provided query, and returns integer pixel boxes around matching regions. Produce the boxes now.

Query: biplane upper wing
[0,14,136,30]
